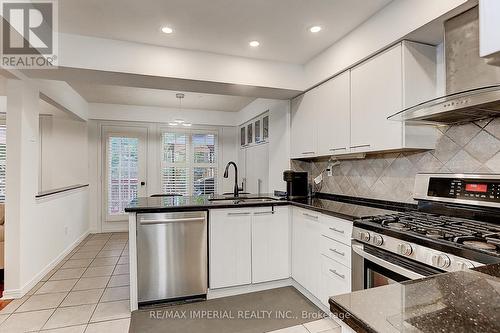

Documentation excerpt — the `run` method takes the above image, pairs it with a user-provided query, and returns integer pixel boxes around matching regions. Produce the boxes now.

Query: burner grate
[358,211,500,255]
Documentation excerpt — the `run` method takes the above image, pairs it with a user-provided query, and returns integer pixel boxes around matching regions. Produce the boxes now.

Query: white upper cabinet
[350,41,438,153]
[350,44,404,152]
[291,71,350,158]
[290,41,437,159]
[480,0,500,60]
[317,71,351,156]
[290,89,318,158]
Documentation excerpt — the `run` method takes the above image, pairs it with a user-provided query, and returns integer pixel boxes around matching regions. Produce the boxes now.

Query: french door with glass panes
[103,126,147,223]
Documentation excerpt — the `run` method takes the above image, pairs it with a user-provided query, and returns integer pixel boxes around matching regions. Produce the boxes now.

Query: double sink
[208,197,279,205]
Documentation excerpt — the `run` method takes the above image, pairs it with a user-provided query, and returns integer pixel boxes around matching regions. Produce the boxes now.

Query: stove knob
[372,235,384,246]
[397,243,413,256]
[358,232,371,242]
[456,260,475,270]
[432,254,451,269]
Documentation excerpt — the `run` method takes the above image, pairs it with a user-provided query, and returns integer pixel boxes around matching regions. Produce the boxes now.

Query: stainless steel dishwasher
[136,211,208,304]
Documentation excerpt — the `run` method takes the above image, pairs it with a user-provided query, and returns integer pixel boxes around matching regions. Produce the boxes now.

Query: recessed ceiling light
[309,26,322,33]
[168,122,179,126]
[173,119,185,124]
[249,40,260,47]
[182,123,192,127]
[161,26,173,34]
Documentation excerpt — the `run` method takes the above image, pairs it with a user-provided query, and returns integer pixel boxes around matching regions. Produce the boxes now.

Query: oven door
[351,240,443,291]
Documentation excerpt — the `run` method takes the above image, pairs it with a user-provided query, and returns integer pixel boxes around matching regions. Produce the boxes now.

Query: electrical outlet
[327,163,333,176]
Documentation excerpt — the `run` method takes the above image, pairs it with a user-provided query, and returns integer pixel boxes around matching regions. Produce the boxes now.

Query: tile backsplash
[291,118,500,203]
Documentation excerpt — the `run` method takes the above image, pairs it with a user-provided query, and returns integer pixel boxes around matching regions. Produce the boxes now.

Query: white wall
[89,103,239,127]
[304,0,469,88]
[87,118,238,233]
[237,99,290,192]
[39,116,89,192]
[59,33,305,91]
[4,80,90,299]
[21,189,89,293]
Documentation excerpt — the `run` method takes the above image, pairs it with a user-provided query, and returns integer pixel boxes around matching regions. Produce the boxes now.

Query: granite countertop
[125,193,414,221]
[329,263,500,333]
[124,193,288,213]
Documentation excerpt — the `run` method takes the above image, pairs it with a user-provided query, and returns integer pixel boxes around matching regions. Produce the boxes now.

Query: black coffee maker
[283,170,308,199]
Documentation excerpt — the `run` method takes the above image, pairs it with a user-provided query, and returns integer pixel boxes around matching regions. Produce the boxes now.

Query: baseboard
[101,223,129,233]
[207,278,292,299]
[2,230,90,300]
[290,280,329,313]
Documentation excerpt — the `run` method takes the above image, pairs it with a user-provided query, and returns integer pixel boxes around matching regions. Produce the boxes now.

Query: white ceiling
[70,84,256,112]
[59,0,393,64]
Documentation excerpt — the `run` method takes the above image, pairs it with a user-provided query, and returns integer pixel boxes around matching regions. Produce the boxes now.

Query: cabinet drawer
[320,236,351,268]
[320,215,352,245]
[320,255,351,306]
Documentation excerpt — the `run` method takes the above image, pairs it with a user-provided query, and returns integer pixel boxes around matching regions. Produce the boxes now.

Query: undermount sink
[208,197,278,205]
[238,198,278,203]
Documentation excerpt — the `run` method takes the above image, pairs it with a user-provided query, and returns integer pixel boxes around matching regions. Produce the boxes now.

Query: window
[0,124,5,202]
[107,137,139,215]
[161,130,218,196]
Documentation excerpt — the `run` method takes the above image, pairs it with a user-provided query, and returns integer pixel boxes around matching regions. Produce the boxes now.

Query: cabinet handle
[253,211,275,215]
[329,227,345,234]
[329,269,345,279]
[301,151,315,155]
[227,212,251,216]
[329,147,347,152]
[329,248,345,256]
[350,144,370,149]
[303,212,319,220]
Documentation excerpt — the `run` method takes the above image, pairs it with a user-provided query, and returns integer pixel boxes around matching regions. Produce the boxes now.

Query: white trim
[2,230,90,300]
[35,185,88,203]
[101,124,149,227]
[129,212,138,311]
[207,278,292,300]
[290,279,329,313]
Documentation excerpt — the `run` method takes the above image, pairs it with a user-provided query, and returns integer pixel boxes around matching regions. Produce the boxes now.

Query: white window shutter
[161,130,218,196]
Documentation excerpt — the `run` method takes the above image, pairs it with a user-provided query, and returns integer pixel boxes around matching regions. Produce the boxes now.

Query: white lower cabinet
[209,209,252,289]
[319,255,352,307]
[210,206,353,308]
[209,207,290,289]
[292,208,321,296]
[252,206,290,283]
[291,207,353,306]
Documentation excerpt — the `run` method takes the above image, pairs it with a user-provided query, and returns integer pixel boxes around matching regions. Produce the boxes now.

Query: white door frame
[99,124,149,232]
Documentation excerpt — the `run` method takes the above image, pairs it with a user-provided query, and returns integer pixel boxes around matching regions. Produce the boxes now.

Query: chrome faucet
[223,161,241,197]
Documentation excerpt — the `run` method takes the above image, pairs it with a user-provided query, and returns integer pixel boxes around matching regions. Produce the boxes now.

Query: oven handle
[352,242,425,280]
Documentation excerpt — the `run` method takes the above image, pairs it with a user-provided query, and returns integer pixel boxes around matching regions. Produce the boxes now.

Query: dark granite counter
[125,194,288,213]
[329,263,500,333]
[125,193,414,221]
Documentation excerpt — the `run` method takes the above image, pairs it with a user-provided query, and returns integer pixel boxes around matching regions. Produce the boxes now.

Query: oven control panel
[352,227,484,273]
[427,177,500,203]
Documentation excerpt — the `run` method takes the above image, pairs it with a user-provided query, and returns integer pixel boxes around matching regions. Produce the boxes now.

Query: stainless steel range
[352,173,500,291]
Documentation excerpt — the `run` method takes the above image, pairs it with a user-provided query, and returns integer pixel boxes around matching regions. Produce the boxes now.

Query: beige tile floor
[0,232,341,333]
[267,318,341,333]
[0,232,131,333]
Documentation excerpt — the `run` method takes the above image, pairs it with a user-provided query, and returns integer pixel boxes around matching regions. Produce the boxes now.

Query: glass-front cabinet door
[240,111,269,148]
[263,115,269,141]
[240,126,246,147]
[247,123,253,145]
[255,119,261,143]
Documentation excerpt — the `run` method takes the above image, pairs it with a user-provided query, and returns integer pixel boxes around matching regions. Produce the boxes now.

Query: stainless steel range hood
[389,7,500,124]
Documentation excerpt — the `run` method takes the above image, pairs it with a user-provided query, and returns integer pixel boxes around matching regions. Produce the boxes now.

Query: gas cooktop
[356,211,500,256]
